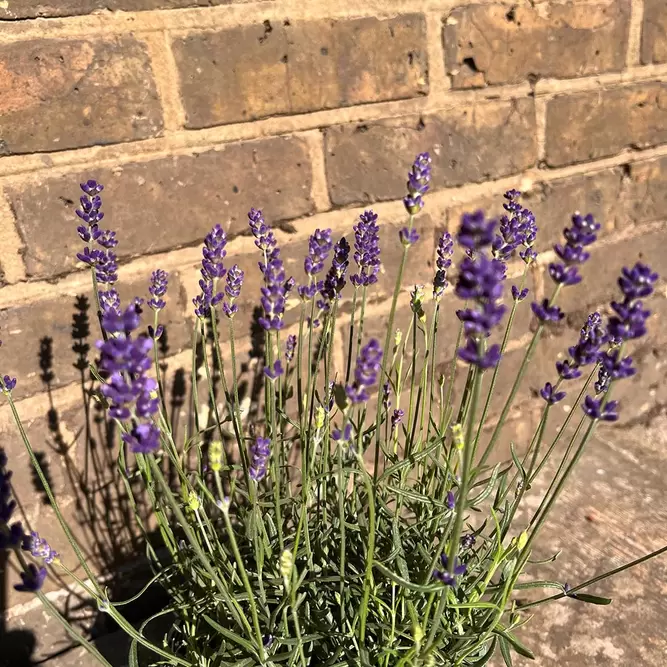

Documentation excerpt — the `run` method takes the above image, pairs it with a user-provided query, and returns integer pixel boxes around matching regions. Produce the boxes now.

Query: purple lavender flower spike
[540,382,566,405]
[454,212,507,368]
[248,208,278,269]
[457,210,496,252]
[148,270,169,311]
[404,152,432,214]
[259,258,287,331]
[582,396,618,422]
[548,213,600,286]
[433,231,453,299]
[446,491,456,510]
[608,262,658,341]
[97,305,160,454]
[99,289,121,317]
[319,237,351,312]
[399,227,419,246]
[201,225,228,280]
[285,335,297,363]
[23,531,58,564]
[531,299,564,323]
[249,437,271,481]
[512,285,529,302]
[346,339,383,405]
[299,228,333,299]
[493,190,538,261]
[391,409,404,433]
[350,211,381,288]
[14,564,47,593]
[222,264,244,318]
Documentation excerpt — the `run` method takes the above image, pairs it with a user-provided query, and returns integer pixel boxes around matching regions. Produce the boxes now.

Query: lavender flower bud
[319,237,351,312]
[249,437,271,482]
[549,213,601,286]
[346,339,383,405]
[403,152,432,214]
[433,231,453,299]
[299,228,333,299]
[391,408,404,433]
[350,211,381,288]
[582,396,618,422]
[148,270,169,311]
[14,564,47,593]
[23,531,59,564]
[540,382,566,405]
[399,227,419,246]
[259,258,287,331]
[531,299,564,323]
[285,335,297,363]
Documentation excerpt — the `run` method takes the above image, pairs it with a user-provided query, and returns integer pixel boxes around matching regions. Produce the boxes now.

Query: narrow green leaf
[514,580,565,591]
[202,614,257,655]
[494,628,535,660]
[499,637,514,667]
[470,463,501,506]
[372,560,441,593]
[569,593,612,605]
[469,638,497,666]
[509,442,526,484]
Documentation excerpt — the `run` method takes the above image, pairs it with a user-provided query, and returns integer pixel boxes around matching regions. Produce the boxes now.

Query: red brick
[325,100,536,207]
[173,15,428,128]
[0,0,246,19]
[0,37,163,155]
[6,136,315,279]
[545,83,667,167]
[444,2,629,89]
[446,168,622,251]
[642,0,667,64]
[0,271,191,400]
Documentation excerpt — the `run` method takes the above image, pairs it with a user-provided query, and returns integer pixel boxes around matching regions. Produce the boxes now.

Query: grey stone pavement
[3,413,666,667]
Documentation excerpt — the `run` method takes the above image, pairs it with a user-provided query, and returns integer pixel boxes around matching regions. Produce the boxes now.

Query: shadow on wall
[0,295,267,667]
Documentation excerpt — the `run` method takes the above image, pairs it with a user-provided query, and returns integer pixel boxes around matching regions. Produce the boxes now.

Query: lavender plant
[1,160,666,667]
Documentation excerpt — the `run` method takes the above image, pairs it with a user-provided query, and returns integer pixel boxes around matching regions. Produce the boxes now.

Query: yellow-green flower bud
[280,549,294,580]
[452,423,464,450]
[315,406,326,430]
[209,441,223,472]
[187,491,200,512]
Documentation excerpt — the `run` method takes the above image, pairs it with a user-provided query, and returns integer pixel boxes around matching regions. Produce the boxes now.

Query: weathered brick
[173,15,428,128]
[0,0,246,19]
[0,271,191,400]
[545,83,667,167]
[7,137,314,279]
[642,0,667,64]
[444,1,629,89]
[624,156,667,225]
[325,100,536,206]
[446,168,622,251]
[0,37,163,155]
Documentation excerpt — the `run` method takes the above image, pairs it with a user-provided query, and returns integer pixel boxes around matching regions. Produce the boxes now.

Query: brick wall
[2,0,667,633]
